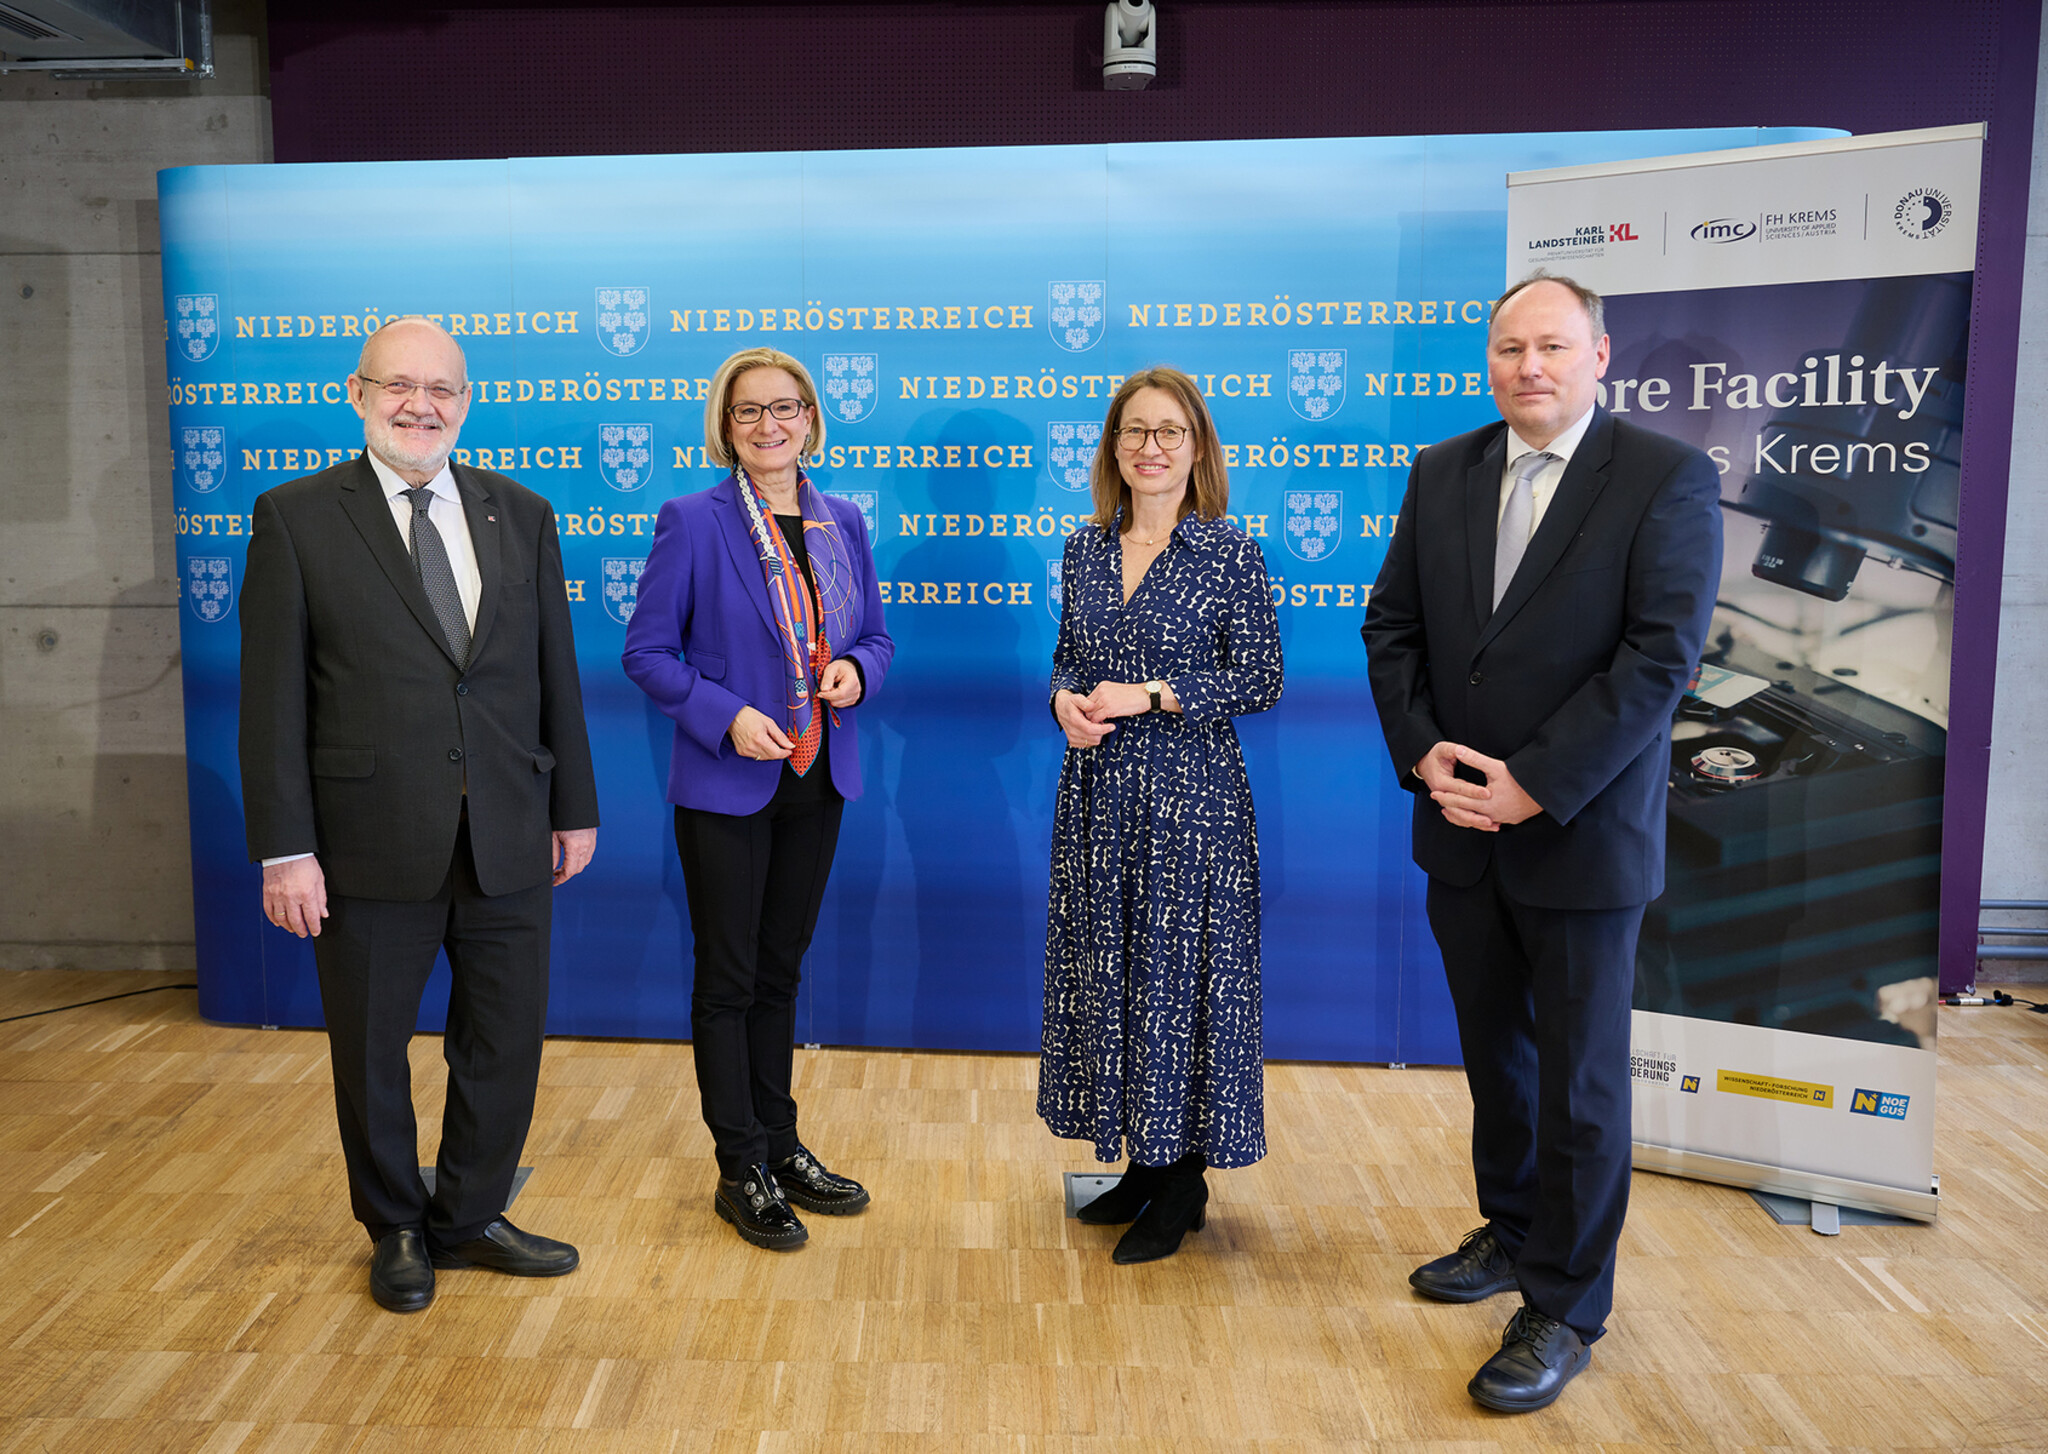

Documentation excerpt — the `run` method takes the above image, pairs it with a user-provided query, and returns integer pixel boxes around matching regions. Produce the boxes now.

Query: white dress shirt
[1498,402,1598,540]
[367,451,483,631]
[264,452,481,869]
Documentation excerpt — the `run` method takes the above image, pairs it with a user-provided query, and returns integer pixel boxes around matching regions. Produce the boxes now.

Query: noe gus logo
[1691,217,1758,243]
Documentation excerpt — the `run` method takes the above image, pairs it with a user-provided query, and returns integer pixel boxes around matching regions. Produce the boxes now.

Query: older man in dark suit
[1363,273,1722,1410]
[240,317,599,1313]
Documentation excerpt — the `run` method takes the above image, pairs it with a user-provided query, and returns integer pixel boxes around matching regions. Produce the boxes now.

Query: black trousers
[1426,860,1643,1343]
[313,817,552,1247]
[674,793,843,1177]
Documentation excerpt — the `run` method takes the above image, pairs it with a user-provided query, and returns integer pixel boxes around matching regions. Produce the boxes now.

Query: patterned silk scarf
[732,465,858,775]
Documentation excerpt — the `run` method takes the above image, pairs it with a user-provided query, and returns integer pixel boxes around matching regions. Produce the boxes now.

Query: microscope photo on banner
[1507,125,1985,1220]
[159,125,1839,1065]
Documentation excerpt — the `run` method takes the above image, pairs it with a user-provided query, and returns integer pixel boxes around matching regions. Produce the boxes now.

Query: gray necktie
[1493,450,1555,609]
[402,486,472,666]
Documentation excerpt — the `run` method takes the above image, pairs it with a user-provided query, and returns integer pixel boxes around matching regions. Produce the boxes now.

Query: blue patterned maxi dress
[1039,512,1284,1168]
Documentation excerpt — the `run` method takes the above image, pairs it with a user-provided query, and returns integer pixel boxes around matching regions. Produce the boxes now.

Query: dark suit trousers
[674,792,843,1178]
[1426,861,1642,1343]
[314,817,551,1248]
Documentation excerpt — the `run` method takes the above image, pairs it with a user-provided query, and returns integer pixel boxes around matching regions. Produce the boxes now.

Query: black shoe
[429,1218,580,1276]
[370,1229,434,1313]
[1409,1224,1517,1303]
[1468,1305,1590,1413]
[716,1165,809,1250]
[1076,1161,1166,1225]
[770,1144,870,1215]
[1111,1155,1208,1264]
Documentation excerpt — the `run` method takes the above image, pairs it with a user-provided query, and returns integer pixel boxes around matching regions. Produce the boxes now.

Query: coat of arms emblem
[173,294,220,363]
[1046,421,1102,491]
[178,425,228,493]
[822,354,878,424]
[595,287,651,357]
[601,557,646,625]
[598,424,654,491]
[185,555,234,622]
[1283,491,1344,563]
[829,490,879,541]
[1287,349,1347,420]
[1048,281,1106,353]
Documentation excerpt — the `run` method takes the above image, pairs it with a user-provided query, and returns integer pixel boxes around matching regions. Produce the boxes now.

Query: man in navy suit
[1363,273,1721,1411]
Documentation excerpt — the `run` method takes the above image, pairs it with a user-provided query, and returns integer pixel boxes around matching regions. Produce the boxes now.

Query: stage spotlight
[1103,0,1156,90]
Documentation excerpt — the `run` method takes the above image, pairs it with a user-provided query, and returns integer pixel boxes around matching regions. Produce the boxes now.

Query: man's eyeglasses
[357,374,468,403]
[727,398,809,425]
[1115,424,1190,452]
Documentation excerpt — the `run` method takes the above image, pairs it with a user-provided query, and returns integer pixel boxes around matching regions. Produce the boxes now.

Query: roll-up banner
[1508,125,1985,1220]
[161,126,1832,1061]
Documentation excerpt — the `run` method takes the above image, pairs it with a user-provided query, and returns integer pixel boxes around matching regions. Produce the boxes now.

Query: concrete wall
[0,3,269,970]
[1981,33,2048,950]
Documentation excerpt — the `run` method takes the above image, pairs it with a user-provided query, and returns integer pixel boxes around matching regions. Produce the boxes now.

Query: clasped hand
[1054,681,1158,750]
[728,662,861,762]
[1415,741,1543,831]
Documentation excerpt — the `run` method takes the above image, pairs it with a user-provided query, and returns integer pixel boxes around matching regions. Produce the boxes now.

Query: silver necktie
[1493,451,1556,609]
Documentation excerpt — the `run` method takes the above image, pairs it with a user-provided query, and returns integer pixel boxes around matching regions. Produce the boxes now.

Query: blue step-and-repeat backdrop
[160,128,1827,1060]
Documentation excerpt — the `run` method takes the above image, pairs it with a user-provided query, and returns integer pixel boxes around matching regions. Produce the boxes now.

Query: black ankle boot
[1112,1152,1207,1263]
[1076,1160,1166,1225]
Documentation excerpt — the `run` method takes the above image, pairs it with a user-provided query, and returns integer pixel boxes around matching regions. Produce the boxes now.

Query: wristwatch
[1145,680,1163,713]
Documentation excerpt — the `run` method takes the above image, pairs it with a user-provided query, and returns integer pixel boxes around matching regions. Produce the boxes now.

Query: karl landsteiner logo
[172,294,220,362]
[1047,420,1102,491]
[1047,557,1064,620]
[822,354,878,424]
[1895,187,1953,240]
[185,556,233,623]
[1288,349,1346,421]
[829,489,879,541]
[597,423,654,492]
[595,287,651,357]
[1048,281,1106,352]
[600,557,646,625]
[1850,1088,1911,1120]
[178,425,228,493]
[1283,491,1343,563]
[1691,217,1757,244]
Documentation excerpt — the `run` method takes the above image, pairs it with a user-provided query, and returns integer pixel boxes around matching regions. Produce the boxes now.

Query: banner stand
[1633,1142,1938,1223]
[1508,124,1985,1225]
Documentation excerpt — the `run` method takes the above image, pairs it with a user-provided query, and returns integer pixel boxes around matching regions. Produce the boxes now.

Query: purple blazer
[622,476,893,816]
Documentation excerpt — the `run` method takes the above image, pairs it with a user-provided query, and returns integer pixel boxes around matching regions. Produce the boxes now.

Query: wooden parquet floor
[1,969,2045,1452]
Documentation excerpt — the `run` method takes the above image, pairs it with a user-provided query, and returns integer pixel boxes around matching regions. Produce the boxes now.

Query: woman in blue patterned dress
[1040,365,1284,1264]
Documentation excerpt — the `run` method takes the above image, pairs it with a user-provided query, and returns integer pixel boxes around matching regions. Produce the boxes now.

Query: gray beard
[365,418,459,477]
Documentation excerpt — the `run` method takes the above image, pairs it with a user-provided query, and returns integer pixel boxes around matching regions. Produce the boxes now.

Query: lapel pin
[487,514,496,522]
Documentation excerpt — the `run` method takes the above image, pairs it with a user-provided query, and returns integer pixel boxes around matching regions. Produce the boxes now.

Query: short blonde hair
[702,347,826,470]
[1089,366,1230,531]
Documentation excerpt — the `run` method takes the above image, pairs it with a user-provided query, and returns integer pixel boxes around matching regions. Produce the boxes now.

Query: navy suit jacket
[622,476,894,815]
[1362,408,1722,910]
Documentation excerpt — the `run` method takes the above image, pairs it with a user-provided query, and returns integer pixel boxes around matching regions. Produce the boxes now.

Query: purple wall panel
[266,0,2040,989]
[269,4,2015,164]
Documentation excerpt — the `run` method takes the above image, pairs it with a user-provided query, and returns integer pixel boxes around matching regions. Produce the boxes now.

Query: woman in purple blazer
[623,346,894,1251]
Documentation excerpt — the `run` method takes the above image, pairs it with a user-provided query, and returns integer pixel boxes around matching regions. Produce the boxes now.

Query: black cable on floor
[0,983,198,1025]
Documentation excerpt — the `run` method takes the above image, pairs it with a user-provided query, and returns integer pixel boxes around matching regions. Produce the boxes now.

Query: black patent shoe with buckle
[1409,1223,1518,1303]
[715,1164,809,1249]
[1468,1305,1590,1412]
[769,1143,871,1215]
